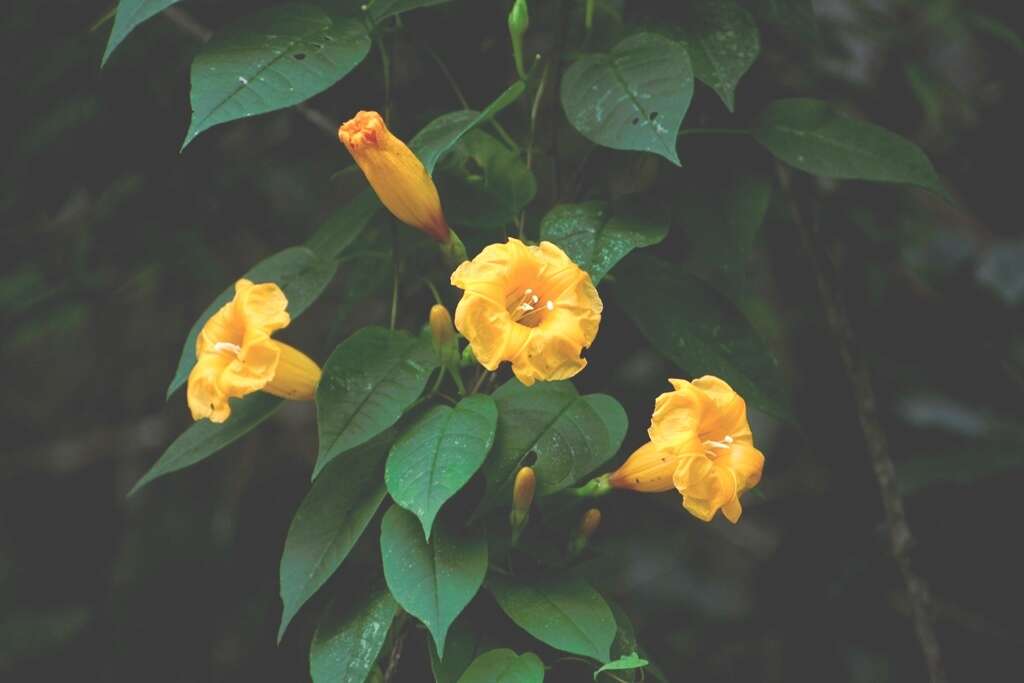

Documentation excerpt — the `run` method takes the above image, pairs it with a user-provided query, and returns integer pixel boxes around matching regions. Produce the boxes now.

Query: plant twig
[382,612,410,683]
[777,164,947,683]
[161,6,337,138]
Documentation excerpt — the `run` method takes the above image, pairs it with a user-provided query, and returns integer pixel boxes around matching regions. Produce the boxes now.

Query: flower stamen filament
[213,341,242,356]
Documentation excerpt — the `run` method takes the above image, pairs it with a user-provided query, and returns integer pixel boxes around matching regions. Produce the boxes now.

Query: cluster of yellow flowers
[185,112,764,523]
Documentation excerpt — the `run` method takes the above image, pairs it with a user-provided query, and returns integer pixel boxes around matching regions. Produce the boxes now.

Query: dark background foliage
[3,0,1022,681]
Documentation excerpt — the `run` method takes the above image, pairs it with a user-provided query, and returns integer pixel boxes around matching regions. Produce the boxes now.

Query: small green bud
[508,0,529,80]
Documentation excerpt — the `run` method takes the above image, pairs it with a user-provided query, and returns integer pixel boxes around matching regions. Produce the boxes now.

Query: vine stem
[677,127,750,137]
[382,612,410,683]
[777,164,947,683]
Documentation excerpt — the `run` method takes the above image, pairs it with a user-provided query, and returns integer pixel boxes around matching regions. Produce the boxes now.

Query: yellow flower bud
[187,279,321,423]
[429,304,456,355]
[579,508,601,540]
[608,376,765,523]
[512,466,537,514]
[338,110,450,243]
[451,238,602,385]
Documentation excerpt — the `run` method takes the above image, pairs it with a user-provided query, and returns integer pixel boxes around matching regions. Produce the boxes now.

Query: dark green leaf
[309,585,397,683]
[561,33,693,165]
[129,393,282,495]
[380,506,487,657]
[539,197,669,283]
[437,130,536,230]
[305,189,380,259]
[410,80,527,175]
[386,395,497,539]
[278,439,390,640]
[595,653,649,679]
[167,246,338,398]
[614,254,789,419]
[456,649,545,683]
[677,166,772,288]
[183,4,370,147]
[754,98,945,195]
[677,0,759,112]
[102,0,182,66]
[489,574,616,662]
[478,380,627,514]
[315,327,437,477]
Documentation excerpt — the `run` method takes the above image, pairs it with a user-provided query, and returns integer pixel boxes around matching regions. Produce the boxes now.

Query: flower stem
[565,473,612,498]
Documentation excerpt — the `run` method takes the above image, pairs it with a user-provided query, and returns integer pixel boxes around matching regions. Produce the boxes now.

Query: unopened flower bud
[508,0,529,79]
[339,111,451,243]
[429,304,456,355]
[510,466,536,531]
[569,507,602,557]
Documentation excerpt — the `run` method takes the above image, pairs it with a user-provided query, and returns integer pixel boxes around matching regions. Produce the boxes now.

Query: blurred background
[3,0,1022,681]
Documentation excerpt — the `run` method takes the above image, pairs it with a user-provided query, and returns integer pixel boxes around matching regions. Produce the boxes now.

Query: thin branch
[778,164,947,683]
[161,6,336,138]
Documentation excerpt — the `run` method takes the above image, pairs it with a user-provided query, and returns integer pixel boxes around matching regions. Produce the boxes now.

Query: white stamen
[704,439,731,450]
[213,341,242,355]
[724,434,734,444]
[545,300,554,311]
[519,303,534,312]
[531,294,539,304]
[525,288,533,295]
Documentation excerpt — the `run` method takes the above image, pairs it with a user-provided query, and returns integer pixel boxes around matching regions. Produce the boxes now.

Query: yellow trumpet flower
[187,279,321,423]
[450,238,602,385]
[338,110,450,243]
[609,376,765,523]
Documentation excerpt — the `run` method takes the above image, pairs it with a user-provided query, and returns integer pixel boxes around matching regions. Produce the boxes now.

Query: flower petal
[649,379,705,449]
[692,375,752,444]
[673,453,738,522]
[718,441,765,494]
[187,352,234,423]
[609,440,685,492]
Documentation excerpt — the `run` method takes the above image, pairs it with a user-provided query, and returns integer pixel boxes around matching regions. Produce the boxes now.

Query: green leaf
[386,395,497,539]
[614,254,789,419]
[489,574,616,662]
[754,98,945,195]
[437,129,537,231]
[309,585,398,683]
[677,166,772,288]
[561,33,693,165]
[539,197,669,284]
[677,0,759,112]
[410,80,527,175]
[315,327,437,477]
[380,506,487,657]
[456,649,545,683]
[278,438,390,640]
[304,189,380,259]
[478,380,627,514]
[102,0,182,66]
[595,653,649,680]
[129,393,281,495]
[183,4,370,147]
[167,246,338,398]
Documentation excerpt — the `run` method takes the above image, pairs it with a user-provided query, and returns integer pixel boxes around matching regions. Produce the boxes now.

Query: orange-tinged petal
[338,111,449,242]
[673,454,738,522]
[609,440,686,492]
[691,375,751,444]
[186,279,320,422]
[450,238,602,384]
[649,379,704,448]
[717,441,765,493]
[187,351,233,423]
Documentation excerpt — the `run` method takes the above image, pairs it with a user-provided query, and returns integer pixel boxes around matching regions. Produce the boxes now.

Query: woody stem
[778,164,947,683]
